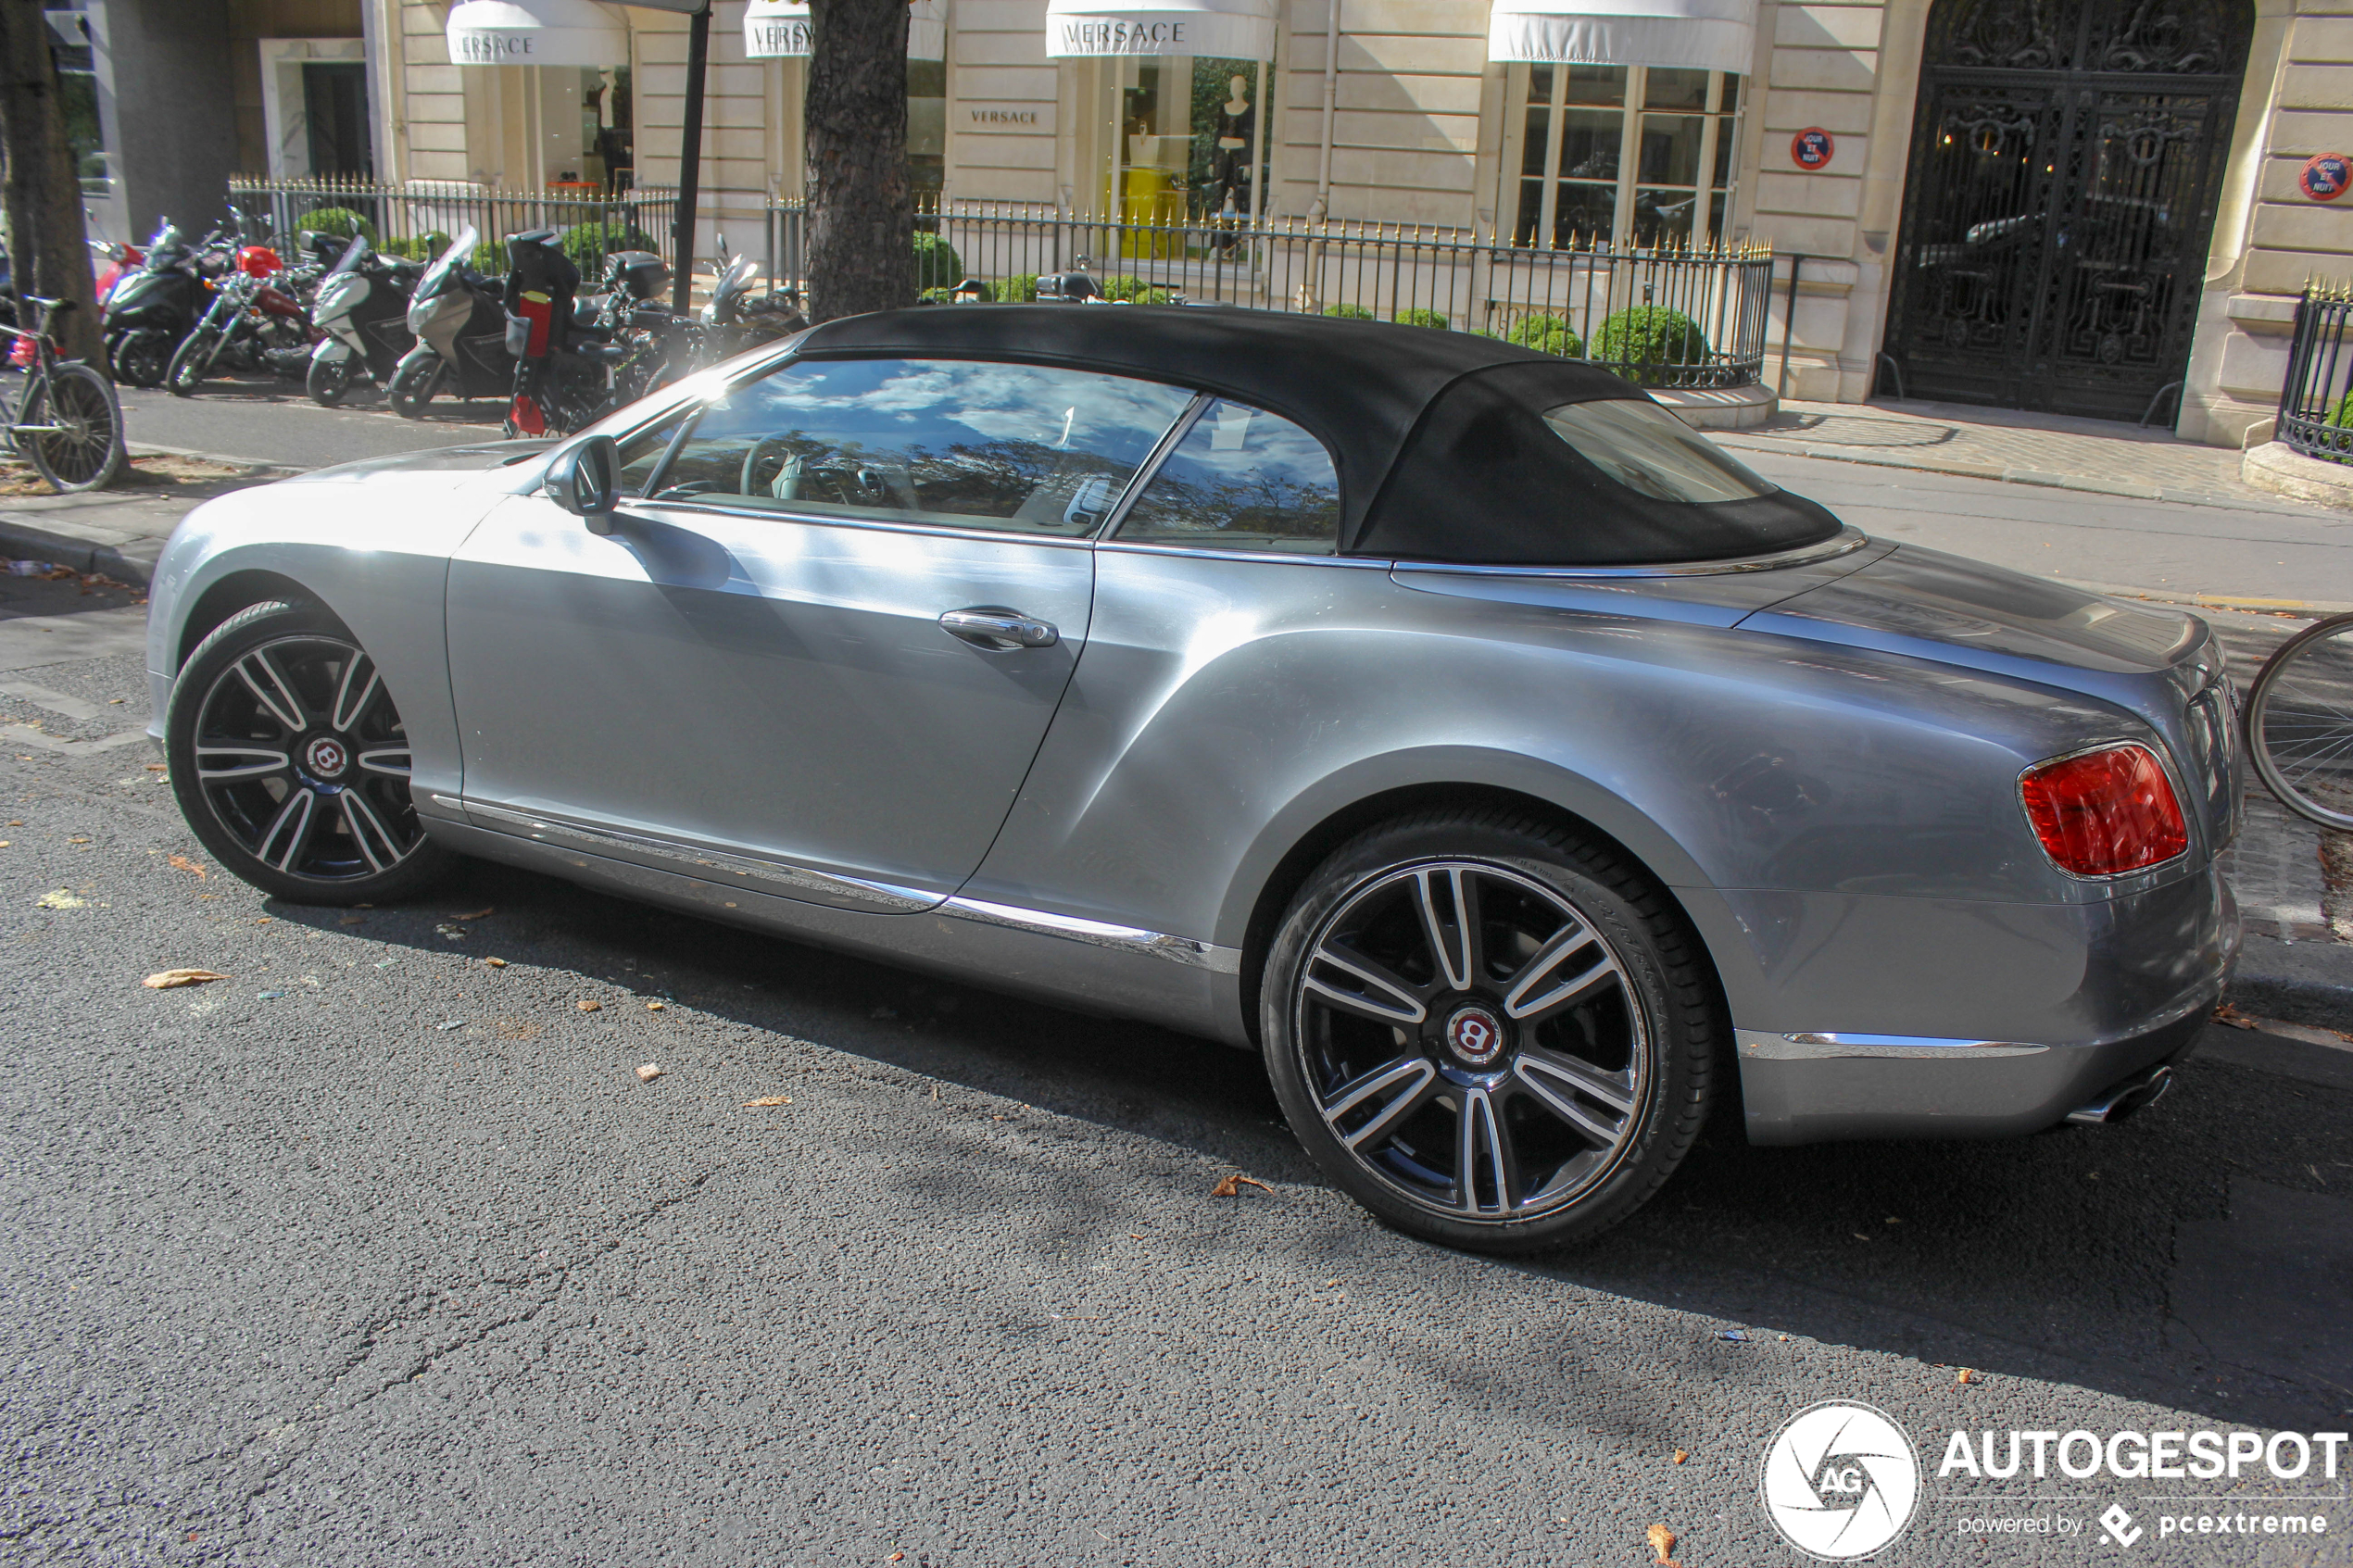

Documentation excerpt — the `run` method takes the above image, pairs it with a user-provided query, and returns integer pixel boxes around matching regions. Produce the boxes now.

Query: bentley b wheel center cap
[1444,1004,1507,1067]
[304,736,349,779]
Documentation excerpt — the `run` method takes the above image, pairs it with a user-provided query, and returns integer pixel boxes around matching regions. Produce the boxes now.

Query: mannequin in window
[1209,74,1253,248]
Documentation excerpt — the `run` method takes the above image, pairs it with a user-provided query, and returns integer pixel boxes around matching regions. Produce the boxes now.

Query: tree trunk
[804,0,912,321]
[0,0,100,363]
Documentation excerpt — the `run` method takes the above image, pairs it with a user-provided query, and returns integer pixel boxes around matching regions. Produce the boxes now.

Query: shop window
[1081,56,1272,225]
[909,58,947,202]
[1501,65,1742,250]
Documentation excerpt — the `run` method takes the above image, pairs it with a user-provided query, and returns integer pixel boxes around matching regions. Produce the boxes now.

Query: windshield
[417,225,479,301]
[716,255,757,302]
[329,232,371,278]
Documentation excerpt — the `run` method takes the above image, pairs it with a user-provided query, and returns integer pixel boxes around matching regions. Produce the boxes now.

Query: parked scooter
[700,247,806,353]
[385,226,514,419]
[164,240,322,395]
[500,227,628,439]
[102,221,229,387]
[306,233,420,407]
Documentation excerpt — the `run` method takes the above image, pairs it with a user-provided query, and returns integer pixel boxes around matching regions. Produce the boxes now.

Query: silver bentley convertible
[145,307,2240,1251]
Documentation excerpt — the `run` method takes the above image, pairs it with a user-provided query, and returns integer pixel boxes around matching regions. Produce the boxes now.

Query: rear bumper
[1721,862,2236,1146]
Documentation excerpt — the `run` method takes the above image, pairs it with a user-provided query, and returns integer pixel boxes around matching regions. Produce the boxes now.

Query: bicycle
[3,295,125,494]
[2244,611,2353,831]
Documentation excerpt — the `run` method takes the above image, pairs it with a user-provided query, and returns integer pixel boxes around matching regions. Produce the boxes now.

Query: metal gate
[1881,0,2251,419]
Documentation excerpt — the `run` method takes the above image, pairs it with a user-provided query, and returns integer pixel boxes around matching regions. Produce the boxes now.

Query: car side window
[644,358,1194,536]
[1114,398,1341,555]
[617,413,690,496]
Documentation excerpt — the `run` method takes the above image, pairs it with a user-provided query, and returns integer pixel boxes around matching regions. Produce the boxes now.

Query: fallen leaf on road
[168,855,208,880]
[144,969,230,989]
[145,764,165,772]
[1673,1449,1688,1464]
[742,1095,791,1108]
[1211,1173,1273,1198]
[434,1021,464,1031]
[36,890,83,909]
[484,957,508,968]
[454,907,494,921]
[1956,1367,1980,1386]
[1718,1329,1749,1342]
[68,836,88,844]
[646,1000,665,1010]
[635,1063,661,1082]
[576,998,601,1012]
[1647,1524,1679,1566]
[337,914,364,925]
[434,923,467,939]
[1852,1232,1873,1242]
[2212,1002,2259,1030]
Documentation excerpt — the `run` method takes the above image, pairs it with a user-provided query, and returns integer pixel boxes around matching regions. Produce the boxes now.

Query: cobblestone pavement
[1717,396,2298,511]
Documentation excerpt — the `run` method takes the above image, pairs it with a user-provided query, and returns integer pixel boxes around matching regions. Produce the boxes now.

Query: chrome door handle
[938,607,1059,650]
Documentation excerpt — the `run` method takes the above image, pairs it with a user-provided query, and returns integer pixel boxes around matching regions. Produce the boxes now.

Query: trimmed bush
[919,286,957,305]
[558,220,660,271]
[1591,306,1711,384]
[381,231,452,262]
[912,232,963,292]
[298,207,376,243]
[1392,307,1449,331]
[1322,303,1376,320]
[1507,313,1583,358]
[996,273,1039,303]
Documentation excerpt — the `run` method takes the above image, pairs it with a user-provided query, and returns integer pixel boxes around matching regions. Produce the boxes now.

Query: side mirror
[546,434,622,534]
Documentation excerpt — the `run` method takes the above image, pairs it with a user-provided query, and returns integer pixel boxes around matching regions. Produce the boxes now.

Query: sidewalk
[1717,396,2288,513]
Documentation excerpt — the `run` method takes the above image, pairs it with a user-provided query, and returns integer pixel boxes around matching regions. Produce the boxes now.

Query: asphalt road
[116,378,504,469]
[5,571,2352,1565]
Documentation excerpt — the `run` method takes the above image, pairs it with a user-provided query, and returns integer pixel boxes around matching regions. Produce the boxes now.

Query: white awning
[1488,0,1755,75]
[446,0,632,66]
[1045,0,1275,58]
[745,0,946,60]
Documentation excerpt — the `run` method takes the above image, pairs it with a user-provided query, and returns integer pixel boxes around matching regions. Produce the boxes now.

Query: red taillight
[2019,743,2188,876]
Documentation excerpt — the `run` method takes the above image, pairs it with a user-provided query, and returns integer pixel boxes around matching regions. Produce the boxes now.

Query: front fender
[145,477,510,803]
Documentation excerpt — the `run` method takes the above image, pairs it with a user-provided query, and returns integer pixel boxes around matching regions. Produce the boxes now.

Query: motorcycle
[163,242,323,395]
[700,247,806,354]
[385,225,514,419]
[500,227,631,439]
[102,221,230,388]
[306,233,420,407]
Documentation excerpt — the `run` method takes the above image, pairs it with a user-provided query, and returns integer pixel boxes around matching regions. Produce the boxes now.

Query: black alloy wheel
[386,358,443,420]
[306,354,354,408]
[168,600,449,903]
[1262,809,1718,1252]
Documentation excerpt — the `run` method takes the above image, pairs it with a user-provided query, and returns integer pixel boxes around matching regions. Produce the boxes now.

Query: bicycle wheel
[2246,613,2353,831]
[19,363,126,494]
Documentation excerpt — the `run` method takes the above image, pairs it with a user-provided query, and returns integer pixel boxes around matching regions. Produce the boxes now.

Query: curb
[1715,436,2316,515]
[0,512,158,586]
[2227,934,2353,1032]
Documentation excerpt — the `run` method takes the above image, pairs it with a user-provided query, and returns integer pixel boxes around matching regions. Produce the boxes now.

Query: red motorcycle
[164,243,323,395]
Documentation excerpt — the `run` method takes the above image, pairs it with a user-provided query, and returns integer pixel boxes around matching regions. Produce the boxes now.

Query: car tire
[167,599,451,906]
[1260,807,1719,1253]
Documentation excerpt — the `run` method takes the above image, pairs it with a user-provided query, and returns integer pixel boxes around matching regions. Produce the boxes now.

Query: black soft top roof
[798,305,1840,566]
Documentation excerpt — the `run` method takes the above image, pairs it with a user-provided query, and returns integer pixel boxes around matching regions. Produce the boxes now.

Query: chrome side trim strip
[1737,1029,2051,1060]
[457,797,940,913]
[941,896,1241,973]
[1390,524,1872,581]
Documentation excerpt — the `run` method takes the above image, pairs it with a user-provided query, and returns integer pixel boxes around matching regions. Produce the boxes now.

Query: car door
[443,355,1196,910]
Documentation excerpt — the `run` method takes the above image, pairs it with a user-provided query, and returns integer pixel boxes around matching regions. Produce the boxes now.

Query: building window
[909,58,947,202]
[1076,56,1272,224]
[1499,65,1742,250]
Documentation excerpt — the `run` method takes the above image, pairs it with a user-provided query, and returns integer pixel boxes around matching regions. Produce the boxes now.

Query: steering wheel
[741,434,801,499]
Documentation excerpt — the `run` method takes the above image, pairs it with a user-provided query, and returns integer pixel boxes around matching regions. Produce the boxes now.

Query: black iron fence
[225,177,680,269]
[2279,282,2353,462]
[767,200,1775,390]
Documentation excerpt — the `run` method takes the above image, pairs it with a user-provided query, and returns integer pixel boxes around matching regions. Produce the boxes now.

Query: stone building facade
[72,0,2353,441]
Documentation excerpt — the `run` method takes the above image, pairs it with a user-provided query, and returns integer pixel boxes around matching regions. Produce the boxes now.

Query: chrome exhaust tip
[2065,1063,2173,1127]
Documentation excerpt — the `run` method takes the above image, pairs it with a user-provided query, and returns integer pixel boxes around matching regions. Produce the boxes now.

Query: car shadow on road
[266,851,2353,1436]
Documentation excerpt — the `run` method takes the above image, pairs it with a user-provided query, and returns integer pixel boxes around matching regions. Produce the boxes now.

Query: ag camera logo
[1762,1401,1922,1560]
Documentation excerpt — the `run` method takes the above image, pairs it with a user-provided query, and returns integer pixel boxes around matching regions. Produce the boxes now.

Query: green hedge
[298,207,376,243]
[559,220,660,271]
[1591,306,1712,383]
[995,273,1038,303]
[1507,313,1583,358]
[381,231,452,262]
[912,232,963,292]
[1321,303,1376,320]
[1392,307,1449,330]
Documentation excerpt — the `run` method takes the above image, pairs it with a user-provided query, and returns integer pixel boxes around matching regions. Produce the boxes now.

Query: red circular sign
[2303,153,2352,202]
[1791,128,1835,171]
